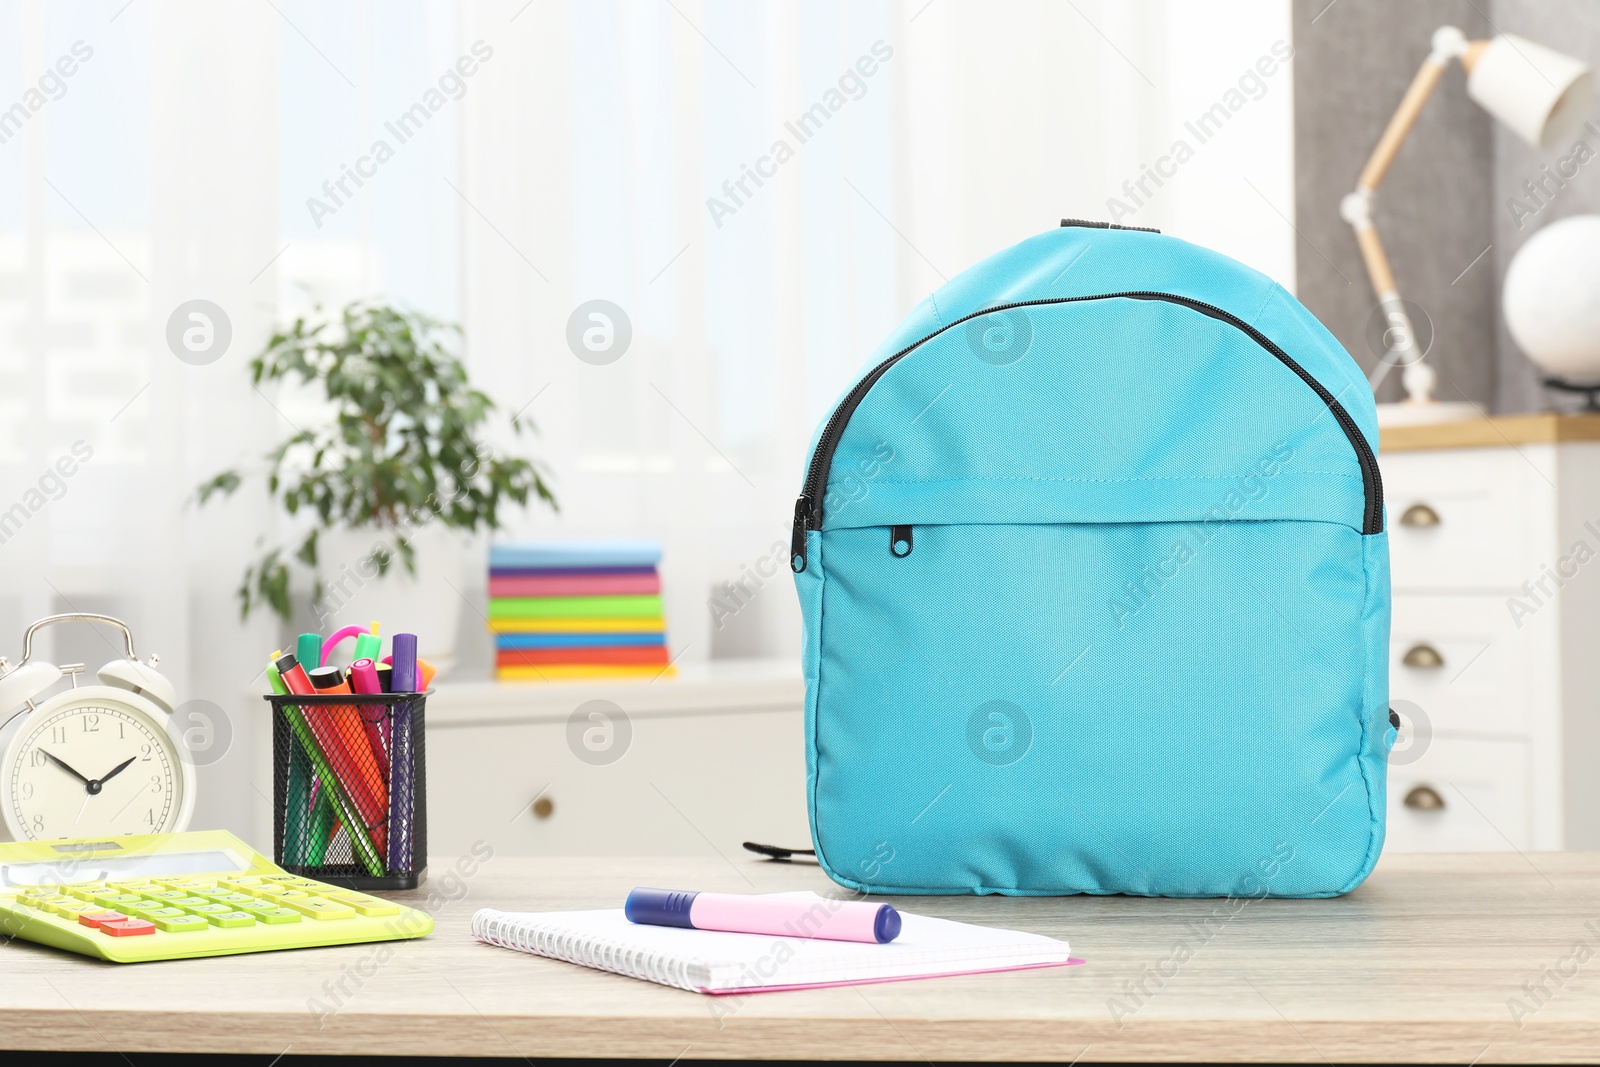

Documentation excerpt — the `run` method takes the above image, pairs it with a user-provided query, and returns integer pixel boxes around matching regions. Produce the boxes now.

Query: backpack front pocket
[807,517,1385,898]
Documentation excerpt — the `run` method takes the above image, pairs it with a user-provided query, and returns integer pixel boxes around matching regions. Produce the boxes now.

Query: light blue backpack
[790,221,1393,898]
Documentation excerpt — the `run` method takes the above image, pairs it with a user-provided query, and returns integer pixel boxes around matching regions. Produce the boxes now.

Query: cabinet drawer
[1389,595,1551,737]
[426,708,810,858]
[1385,736,1530,852]
[1382,447,1548,591]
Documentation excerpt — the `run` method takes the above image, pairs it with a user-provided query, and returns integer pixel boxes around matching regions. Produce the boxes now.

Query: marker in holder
[265,689,428,890]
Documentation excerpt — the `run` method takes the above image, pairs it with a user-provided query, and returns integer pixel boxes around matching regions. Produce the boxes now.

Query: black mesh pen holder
[265,691,428,890]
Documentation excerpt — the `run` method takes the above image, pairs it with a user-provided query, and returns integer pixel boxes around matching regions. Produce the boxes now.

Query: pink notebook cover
[489,574,661,598]
[471,893,1079,995]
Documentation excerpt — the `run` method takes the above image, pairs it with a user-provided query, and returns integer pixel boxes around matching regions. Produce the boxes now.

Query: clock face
[6,700,184,840]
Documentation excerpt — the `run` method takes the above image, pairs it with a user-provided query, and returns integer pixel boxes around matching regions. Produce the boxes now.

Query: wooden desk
[3,852,1598,1063]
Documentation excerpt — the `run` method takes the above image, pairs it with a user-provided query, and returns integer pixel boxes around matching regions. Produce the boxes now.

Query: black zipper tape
[790,291,1384,573]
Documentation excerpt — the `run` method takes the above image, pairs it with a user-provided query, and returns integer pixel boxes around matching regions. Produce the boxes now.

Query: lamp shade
[1467,34,1594,150]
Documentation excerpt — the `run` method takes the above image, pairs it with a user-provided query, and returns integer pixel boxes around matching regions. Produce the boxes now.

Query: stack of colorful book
[488,540,673,682]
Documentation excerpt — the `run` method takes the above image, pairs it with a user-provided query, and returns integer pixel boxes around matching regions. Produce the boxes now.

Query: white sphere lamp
[1504,214,1600,409]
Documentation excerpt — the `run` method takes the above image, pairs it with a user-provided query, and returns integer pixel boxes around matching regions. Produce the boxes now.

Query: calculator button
[147,890,188,900]
[45,902,93,919]
[100,919,156,937]
[203,892,256,905]
[275,897,355,920]
[120,902,166,919]
[153,914,209,933]
[144,907,186,919]
[92,893,143,909]
[327,892,400,917]
[20,887,57,898]
[64,888,101,902]
[206,911,256,928]
[220,876,264,887]
[78,911,127,929]
[169,897,212,908]
[156,879,213,891]
[254,907,302,925]
[184,903,230,916]
[250,885,290,897]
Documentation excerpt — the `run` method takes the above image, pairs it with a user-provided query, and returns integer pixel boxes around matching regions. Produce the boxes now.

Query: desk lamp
[1340,26,1594,425]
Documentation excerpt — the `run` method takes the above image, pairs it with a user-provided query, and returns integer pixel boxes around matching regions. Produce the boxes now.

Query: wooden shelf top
[1381,412,1600,452]
[2,851,1599,1060]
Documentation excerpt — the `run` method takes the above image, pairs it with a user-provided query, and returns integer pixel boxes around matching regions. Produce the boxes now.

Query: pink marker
[348,657,389,778]
[625,888,900,943]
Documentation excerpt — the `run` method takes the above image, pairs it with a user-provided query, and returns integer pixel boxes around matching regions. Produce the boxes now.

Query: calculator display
[0,849,245,886]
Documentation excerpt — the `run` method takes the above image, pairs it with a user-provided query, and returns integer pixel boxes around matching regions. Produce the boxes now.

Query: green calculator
[0,830,433,962]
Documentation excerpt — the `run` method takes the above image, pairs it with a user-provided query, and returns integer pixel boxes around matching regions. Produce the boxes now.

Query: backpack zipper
[790,291,1383,573]
[890,525,914,558]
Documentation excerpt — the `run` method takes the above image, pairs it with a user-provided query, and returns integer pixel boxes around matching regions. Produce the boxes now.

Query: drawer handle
[1400,503,1440,527]
[1403,785,1445,811]
[1401,644,1445,669]
[532,796,555,820]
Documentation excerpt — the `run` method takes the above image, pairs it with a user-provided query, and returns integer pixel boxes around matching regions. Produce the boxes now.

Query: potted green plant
[196,300,555,674]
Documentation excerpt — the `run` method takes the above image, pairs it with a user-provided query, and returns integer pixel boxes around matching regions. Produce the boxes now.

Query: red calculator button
[78,911,127,929]
[101,919,156,937]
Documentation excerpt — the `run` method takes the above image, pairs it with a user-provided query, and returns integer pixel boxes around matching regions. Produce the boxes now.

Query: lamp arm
[1339,27,1482,400]
[1355,26,1477,195]
[1342,26,1489,302]
[1358,59,1448,193]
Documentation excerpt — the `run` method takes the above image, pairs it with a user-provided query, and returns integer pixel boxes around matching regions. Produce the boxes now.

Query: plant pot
[304,523,471,680]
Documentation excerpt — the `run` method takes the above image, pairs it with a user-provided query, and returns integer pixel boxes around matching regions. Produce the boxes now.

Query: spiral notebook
[470,892,1077,994]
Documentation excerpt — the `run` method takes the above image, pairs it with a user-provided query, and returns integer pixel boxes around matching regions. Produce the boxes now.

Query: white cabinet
[1388,737,1532,851]
[1381,415,1600,851]
[423,660,810,858]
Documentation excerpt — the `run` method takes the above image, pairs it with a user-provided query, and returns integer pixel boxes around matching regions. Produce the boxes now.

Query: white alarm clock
[0,614,194,842]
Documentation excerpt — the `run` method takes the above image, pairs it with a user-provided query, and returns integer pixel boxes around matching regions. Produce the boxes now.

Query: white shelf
[426,657,803,727]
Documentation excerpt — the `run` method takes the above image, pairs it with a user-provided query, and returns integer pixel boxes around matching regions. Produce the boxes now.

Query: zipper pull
[790,496,812,573]
[890,525,913,558]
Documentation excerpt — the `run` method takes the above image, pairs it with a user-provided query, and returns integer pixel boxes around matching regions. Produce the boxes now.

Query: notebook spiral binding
[471,910,704,991]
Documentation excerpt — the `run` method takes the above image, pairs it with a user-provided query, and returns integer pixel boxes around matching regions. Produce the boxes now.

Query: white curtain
[0,0,1294,842]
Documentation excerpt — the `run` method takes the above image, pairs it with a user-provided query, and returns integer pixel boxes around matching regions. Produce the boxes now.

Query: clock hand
[96,756,137,785]
[42,752,93,788]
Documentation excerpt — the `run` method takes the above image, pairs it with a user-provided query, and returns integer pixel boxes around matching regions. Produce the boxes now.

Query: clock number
[50,726,66,745]
[150,774,163,793]
[20,782,33,799]
[140,743,152,761]
[30,749,47,767]
[143,808,154,825]
[118,722,126,739]
[31,814,43,833]
[82,714,100,732]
